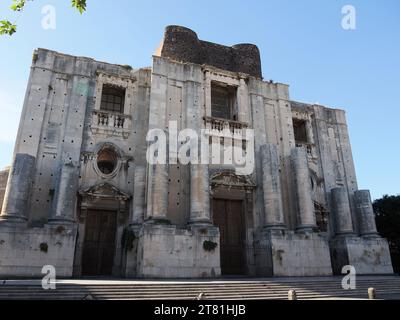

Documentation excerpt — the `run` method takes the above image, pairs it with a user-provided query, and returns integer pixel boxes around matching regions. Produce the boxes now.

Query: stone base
[0,224,77,278]
[256,230,333,276]
[330,236,394,275]
[131,224,221,278]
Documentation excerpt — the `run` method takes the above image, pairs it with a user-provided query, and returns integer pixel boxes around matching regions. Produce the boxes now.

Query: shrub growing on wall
[121,227,136,252]
[203,240,218,252]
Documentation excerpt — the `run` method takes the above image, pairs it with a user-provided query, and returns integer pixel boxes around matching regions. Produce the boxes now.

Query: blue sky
[0,0,399,199]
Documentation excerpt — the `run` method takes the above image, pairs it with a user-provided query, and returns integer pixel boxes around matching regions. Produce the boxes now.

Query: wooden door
[82,210,117,276]
[213,199,246,275]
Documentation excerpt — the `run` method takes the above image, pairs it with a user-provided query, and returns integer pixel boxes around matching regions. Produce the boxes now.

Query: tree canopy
[373,194,400,272]
[1,0,86,36]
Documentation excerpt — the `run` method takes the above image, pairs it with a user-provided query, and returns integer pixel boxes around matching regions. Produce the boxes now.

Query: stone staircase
[1,276,400,300]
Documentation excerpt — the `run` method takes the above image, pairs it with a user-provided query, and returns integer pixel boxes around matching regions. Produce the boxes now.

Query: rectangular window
[100,84,126,113]
[211,83,237,120]
[293,119,308,144]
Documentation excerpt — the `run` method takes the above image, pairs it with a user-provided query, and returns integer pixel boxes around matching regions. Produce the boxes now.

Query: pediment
[210,171,255,189]
[79,183,131,200]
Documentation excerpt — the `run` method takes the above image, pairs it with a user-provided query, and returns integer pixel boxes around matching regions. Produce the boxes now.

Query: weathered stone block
[135,224,220,278]
[330,236,393,275]
[0,224,77,278]
[256,230,333,276]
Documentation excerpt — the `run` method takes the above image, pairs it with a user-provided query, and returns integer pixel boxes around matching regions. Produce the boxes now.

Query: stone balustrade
[295,142,317,160]
[91,110,131,138]
[204,116,249,136]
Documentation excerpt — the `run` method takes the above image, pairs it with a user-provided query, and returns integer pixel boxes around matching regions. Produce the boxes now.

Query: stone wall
[0,26,393,278]
[330,236,393,275]
[255,230,332,276]
[270,232,333,276]
[0,167,9,213]
[10,48,149,226]
[156,25,262,78]
[290,101,360,236]
[135,225,221,278]
[0,225,77,277]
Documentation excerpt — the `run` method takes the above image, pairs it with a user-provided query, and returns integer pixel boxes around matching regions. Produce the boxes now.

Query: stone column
[261,144,286,230]
[48,161,79,225]
[354,190,379,237]
[237,77,250,123]
[189,164,211,225]
[291,147,316,232]
[0,153,35,225]
[146,163,169,223]
[186,80,211,226]
[331,187,354,235]
[204,71,212,117]
[130,165,146,225]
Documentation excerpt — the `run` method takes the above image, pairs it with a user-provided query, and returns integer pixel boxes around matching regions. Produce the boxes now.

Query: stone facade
[0,167,9,213]
[0,26,393,278]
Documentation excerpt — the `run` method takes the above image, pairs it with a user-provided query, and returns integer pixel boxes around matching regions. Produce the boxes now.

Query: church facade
[0,26,393,278]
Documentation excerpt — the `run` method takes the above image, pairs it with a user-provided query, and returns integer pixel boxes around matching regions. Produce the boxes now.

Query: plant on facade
[121,65,133,71]
[32,52,38,63]
[55,225,65,234]
[39,242,48,253]
[121,227,136,253]
[203,240,217,252]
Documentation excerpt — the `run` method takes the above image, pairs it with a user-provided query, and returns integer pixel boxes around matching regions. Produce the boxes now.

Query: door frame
[81,209,118,276]
[212,198,247,275]
[74,183,131,277]
[210,171,256,276]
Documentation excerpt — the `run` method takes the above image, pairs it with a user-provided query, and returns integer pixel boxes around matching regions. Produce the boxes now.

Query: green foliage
[39,242,48,253]
[203,240,218,252]
[0,20,17,35]
[373,195,400,272]
[121,65,133,71]
[32,52,38,63]
[1,0,87,36]
[11,0,29,12]
[72,0,86,14]
[121,227,136,252]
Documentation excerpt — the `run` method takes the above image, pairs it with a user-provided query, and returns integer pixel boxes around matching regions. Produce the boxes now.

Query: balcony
[296,141,318,160]
[203,116,249,138]
[91,110,131,139]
